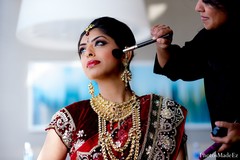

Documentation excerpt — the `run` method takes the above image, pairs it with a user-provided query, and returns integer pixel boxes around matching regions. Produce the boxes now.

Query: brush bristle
[112,49,124,59]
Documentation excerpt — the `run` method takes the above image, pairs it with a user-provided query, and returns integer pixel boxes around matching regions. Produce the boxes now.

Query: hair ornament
[85,24,95,36]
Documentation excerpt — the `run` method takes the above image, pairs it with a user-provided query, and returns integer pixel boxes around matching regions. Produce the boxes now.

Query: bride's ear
[122,50,133,63]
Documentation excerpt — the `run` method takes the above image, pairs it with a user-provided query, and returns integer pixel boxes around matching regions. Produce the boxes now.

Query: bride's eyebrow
[79,35,108,46]
[90,35,108,43]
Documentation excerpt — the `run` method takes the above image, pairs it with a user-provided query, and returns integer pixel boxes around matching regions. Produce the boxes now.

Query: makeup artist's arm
[210,121,240,152]
[151,24,173,68]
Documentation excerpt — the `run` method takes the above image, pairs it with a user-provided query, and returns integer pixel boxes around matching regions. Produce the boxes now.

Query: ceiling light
[16,0,151,51]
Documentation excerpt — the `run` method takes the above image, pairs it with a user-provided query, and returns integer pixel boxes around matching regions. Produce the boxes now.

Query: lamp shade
[16,0,150,51]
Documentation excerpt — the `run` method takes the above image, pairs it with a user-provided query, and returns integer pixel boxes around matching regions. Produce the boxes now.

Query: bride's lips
[87,60,100,68]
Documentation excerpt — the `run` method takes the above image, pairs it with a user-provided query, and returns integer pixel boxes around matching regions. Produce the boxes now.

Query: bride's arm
[37,129,68,160]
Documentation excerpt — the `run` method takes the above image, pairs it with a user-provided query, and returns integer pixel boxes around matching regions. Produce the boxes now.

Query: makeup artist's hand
[151,24,173,68]
[151,24,173,49]
[210,121,240,152]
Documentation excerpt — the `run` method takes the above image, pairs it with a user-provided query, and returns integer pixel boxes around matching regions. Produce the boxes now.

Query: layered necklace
[90,92,141,160]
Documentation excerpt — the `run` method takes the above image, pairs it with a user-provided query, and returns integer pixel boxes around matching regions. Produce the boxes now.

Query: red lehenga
[46,94,187,160]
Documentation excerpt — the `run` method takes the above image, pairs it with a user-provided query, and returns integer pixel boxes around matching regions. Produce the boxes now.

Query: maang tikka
[85,24,94,36]
[121,54,132,87]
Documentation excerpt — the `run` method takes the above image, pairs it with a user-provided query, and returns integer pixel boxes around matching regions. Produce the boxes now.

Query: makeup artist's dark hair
[78,16,136,59]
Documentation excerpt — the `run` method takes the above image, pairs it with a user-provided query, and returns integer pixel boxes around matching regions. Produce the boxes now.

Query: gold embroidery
[139,95,185,160]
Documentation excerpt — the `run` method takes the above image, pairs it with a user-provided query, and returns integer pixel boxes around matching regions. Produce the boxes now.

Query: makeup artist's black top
[154,27,240,157]
[154,27,240,125]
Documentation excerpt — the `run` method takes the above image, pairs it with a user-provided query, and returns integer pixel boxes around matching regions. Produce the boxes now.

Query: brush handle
[137,39,156,49]
[137,33,171,49]
[123,33,171,52]
[199,143,222,160]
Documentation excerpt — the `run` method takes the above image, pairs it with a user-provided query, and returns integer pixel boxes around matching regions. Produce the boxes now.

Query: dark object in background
[211,126,228,137]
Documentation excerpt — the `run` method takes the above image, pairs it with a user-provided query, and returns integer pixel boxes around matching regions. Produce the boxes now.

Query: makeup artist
[151,0,240,159]
[37,16,188,160]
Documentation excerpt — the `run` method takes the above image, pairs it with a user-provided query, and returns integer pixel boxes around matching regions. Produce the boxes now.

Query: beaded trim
[47,108,76,148]
[139,94,185,160]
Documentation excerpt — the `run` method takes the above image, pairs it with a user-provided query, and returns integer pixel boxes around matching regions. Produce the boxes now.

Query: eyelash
[78,40,107,56]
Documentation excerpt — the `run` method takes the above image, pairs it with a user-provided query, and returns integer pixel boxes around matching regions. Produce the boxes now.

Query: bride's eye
[95,40,107,47]
[78,47,86,56]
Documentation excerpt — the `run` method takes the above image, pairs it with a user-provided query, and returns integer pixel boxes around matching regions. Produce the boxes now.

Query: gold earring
[121,56,132,87]
[88,81,94,97]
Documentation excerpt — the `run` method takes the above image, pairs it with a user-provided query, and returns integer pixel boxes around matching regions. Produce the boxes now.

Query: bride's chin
[87,74,99,80]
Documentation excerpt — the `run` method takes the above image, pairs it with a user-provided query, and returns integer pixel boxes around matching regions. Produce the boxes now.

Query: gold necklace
[90,93,141,160]
[90,93,135,122]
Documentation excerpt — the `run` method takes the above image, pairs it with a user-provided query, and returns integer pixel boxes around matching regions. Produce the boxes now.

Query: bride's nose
[86,46,95,58]
[87,52,95,58]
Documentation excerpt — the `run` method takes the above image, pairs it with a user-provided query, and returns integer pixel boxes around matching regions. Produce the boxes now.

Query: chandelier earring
[121,54,132,87]
[88,81,95,98]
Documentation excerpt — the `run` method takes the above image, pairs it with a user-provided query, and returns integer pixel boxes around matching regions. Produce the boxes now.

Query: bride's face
[79,28,122,81]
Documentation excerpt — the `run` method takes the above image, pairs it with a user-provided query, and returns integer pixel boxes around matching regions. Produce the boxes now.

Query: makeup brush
[112,34,171,59]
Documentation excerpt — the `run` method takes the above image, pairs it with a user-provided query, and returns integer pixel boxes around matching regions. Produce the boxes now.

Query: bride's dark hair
[78,16,136,54]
